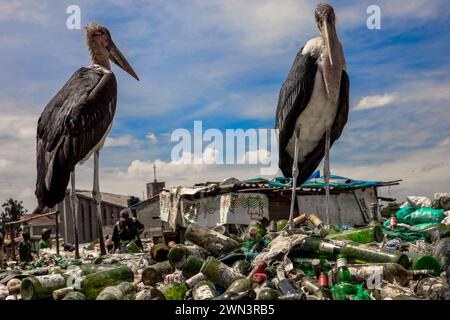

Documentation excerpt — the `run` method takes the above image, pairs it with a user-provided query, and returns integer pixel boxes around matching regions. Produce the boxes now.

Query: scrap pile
[1,197,449,301]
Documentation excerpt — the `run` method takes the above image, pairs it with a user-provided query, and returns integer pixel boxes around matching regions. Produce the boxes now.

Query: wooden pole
[55,211,60,256]
[10,226,15,261]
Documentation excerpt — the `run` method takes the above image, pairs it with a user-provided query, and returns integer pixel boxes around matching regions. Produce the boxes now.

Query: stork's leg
[288,128,301,231]
[70,170,80,260]
[324,128,334,226]
[93,150,107,256]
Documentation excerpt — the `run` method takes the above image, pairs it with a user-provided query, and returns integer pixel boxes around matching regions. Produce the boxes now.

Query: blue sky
[0,0,449,210]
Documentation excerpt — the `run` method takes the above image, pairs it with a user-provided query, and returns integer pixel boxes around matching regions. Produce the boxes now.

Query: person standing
[18,231,34,263]
[39,228,52,250]
[0,230,4,268]
[112,210,144,252]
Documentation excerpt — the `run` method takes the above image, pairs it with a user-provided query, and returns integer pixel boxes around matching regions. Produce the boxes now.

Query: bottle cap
[311,259,321,267]
[336,258,347,268]
[253,273,268,283]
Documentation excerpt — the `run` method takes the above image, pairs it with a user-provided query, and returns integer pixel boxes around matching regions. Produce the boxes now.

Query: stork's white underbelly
[286,69,339,162]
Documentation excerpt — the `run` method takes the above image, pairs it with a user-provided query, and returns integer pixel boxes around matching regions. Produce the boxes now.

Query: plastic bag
[406,196,432,209]
[403,208,446,225]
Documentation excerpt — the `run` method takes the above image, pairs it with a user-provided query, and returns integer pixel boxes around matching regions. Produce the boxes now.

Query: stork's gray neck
[88,43,111,70]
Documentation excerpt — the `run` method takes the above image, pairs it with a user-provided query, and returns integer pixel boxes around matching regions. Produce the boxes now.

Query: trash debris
[2,194,450,301]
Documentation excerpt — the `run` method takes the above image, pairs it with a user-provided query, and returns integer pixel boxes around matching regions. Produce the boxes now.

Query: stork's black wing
[278,69,350,184]
[35,67,117,209]
[276,50,318,177]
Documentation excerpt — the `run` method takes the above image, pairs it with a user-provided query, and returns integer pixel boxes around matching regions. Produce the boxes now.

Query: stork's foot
[32,204,49,214]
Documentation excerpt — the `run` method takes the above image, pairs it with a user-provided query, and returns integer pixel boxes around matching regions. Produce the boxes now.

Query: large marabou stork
[34,23,139,258]
[275,4,349,228]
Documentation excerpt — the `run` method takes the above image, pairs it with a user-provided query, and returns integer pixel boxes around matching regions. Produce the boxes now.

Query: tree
[1,198,28,235]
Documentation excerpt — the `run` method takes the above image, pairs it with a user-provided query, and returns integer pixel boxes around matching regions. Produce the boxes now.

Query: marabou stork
[275,4,349,228]
[34,23,139,258]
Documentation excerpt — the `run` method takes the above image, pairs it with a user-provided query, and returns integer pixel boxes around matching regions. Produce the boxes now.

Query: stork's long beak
[108,40,139,81]
[322,19,336,66]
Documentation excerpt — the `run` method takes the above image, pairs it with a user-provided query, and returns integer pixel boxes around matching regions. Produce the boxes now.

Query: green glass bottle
[300,276,323,299]
[347,263,432,287]
[336,256,352,284]
[292,258,332,277]
[62,291,86,300]
[331,283,358,300]
[52,287,74,300]
[181,256,205,279]
[77,265,135,300]
[185,223,240,255]
[216,290,256,300]
[231,260,252,276]
[241,220,267,242]
[96,282,136,300]
[160,282,189,300]
[326,203,383,244]
[340,242,410,268]
[135,287,166,300]
[151,243,170,262]
[142,261,174,287]
[200,256,245,288]
[276,219,288,231]
[325,224,383,244]
[256,287,280,300]
[331,256,358,300]
[168,244,209,269]
[227,278,255,293]
[406,253,441,276]
[21,274,69,300]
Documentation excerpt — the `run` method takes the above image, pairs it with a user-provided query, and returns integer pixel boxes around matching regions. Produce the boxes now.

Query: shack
[158,174,400,234]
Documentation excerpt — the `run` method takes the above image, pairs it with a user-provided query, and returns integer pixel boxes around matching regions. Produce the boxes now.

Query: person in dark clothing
[0,230,4,268]
[112,209,144,252]
[104,235,114,253]
[39,228,52,250]
[18,231,33,263]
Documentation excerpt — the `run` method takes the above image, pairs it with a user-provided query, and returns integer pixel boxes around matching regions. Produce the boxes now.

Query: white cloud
[438,137,450,147]
[333,143,450,202]
[64,142,450,209]
[104,135,143,148]
[382,0,448,20]
[0,159,11,170]
[2,0,450,212]
[0,1,50,24]
[354,79,450,112]
[354,93,399,111]
[146,132,158,144]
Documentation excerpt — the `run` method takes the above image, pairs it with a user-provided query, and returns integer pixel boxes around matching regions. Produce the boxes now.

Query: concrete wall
[136,199,172,239]
[55,194,126,243]
[296,187,379,226]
